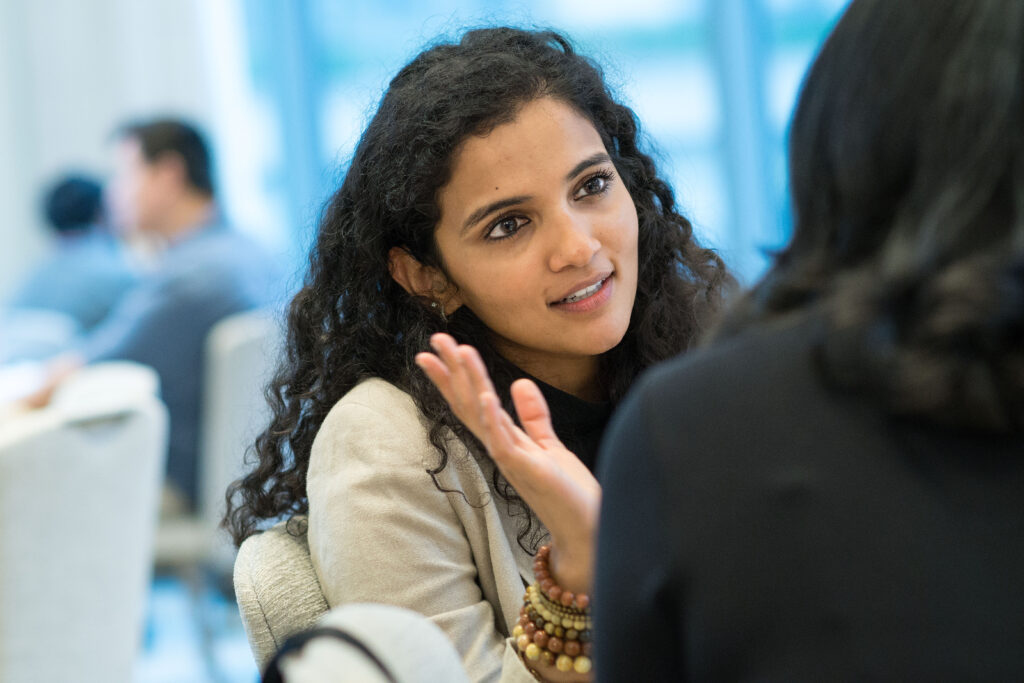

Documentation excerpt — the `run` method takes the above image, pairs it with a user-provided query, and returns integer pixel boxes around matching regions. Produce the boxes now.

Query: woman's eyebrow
[459,152,612,235]
[461,195,531,234]
[564,152,612,182]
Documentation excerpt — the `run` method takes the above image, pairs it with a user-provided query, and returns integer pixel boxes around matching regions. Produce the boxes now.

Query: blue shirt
[76,222,281,505]
[8,231,138,331]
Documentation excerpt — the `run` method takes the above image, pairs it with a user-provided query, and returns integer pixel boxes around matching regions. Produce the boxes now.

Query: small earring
[431,300,447,322]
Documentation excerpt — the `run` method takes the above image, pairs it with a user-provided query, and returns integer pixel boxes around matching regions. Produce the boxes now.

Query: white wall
[0,0,214,299]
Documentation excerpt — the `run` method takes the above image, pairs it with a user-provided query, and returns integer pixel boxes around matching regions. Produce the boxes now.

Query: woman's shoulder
[318,376,423,440]
[312,377,456,473]
[332,376,418,413]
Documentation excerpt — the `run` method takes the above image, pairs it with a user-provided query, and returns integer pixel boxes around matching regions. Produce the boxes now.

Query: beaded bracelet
[533,545,591,610]
[512,545,593,675]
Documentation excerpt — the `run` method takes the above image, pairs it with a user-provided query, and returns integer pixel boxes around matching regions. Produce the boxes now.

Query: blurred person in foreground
[30,119,279,512]
[5,174,137,333]
[593,0,1024,679]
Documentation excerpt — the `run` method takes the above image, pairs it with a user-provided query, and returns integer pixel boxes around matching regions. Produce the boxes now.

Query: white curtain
[0,0,228,299]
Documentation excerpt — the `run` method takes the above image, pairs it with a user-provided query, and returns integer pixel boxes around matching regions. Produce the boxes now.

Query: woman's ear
[388,246,434,297]
[387,247,463,315]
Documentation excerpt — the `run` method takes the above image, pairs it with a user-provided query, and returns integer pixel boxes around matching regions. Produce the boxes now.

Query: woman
[226,27,730,682]
[596,0,1024,679]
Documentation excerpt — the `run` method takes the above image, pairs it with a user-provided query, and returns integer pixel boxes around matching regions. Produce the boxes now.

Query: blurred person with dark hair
[594,0,1024,679]
[30,118,279,511]
[5,173,136,332]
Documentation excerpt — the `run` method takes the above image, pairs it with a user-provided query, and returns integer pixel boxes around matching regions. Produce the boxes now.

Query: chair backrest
[0,367,168,683]
[199,309,281,569]
[234,519,330,669]
[269,604,470,683]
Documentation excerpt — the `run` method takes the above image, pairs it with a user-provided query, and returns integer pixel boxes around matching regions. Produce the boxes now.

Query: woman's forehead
[438,98,607,217]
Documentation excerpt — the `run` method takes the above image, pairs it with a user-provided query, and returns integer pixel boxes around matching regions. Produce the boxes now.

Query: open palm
[415,333,601,594]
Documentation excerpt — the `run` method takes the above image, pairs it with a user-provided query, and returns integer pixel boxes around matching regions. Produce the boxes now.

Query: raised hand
[415,333,601,595]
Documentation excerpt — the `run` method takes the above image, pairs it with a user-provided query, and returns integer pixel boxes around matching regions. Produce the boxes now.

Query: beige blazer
[307,378,545,683]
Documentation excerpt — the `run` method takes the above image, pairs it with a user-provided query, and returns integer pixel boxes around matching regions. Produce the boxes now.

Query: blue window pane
[239,0,848,283]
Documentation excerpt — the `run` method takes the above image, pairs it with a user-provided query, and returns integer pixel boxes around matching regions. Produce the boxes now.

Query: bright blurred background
[0,0,847,681]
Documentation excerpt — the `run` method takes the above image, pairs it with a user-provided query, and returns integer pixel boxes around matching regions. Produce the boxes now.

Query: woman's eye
[583,176,607,194]
[574,171,614,199]
[486,215,527,240]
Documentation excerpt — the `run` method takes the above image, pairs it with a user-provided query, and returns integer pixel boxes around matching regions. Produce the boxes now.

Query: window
[229,0,848,282]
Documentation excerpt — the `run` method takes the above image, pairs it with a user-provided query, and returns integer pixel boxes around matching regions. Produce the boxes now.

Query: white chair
[235,523,469,682]
[271,604,470,683]
[0,365,168,683]
[234,519,330,669]
[50,359,161,412]
[155,308,282,572]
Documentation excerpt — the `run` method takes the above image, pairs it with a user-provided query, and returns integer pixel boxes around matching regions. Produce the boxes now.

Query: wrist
[514,545,593,678]
[548,540,593,596]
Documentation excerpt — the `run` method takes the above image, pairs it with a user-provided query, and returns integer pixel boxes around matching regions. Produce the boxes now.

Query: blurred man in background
[33,118,280,512]
[6,173,137,332]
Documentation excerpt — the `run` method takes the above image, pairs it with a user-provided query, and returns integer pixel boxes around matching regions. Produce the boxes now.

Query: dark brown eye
[574,171,614,200]
[487,215,527,240]
[583,176,607,194]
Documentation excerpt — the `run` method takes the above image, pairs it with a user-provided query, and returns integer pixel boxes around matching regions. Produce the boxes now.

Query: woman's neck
[495,347,604,402]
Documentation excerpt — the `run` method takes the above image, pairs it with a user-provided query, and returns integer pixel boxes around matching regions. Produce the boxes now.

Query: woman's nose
[547,211,601,271]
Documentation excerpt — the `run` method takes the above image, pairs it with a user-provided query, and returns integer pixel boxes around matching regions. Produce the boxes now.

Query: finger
[459,344,498,401]
[510,379,562,447]
[479,391,536,485]
[430,334,477,417]
[414,352,452,396]
[478,391,514,453]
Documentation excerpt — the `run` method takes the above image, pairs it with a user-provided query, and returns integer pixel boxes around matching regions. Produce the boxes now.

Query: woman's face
[434,96,639,391]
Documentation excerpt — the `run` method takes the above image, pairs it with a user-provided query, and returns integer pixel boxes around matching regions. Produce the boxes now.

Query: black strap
[262,626,398,683]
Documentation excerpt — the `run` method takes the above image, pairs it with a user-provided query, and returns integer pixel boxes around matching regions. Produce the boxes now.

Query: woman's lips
[549,275,613,313]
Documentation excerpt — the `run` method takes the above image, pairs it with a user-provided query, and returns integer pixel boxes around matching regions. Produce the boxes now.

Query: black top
[533,378,612,473]
[595,312,1024,682]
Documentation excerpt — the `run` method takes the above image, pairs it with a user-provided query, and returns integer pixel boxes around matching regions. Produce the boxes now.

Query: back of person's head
[722,0,1024,433]
[41,174,104,234]
[117,118,215,197]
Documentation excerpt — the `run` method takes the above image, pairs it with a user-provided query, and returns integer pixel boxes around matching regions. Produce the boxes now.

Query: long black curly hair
[715,0,1024,433]
[225,27,732,547]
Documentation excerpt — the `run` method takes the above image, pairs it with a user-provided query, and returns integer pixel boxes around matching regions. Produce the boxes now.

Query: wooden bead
[564,640,581,657]
[541,650,555,666]
[547,637,563,654]
[532,630,549,648]
[523,622,536,637]
[548,585,562,602]
[573,656,592,674]
[560,591,575,607]
[575,594,590,610]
